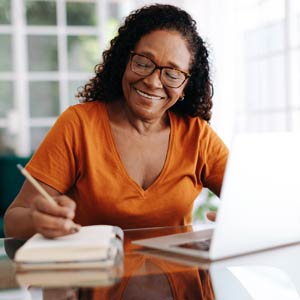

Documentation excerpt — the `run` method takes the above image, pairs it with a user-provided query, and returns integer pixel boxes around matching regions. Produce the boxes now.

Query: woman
[4,4,228,239]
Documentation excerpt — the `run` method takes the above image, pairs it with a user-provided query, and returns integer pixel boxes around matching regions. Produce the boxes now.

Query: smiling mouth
[134,87,165,101]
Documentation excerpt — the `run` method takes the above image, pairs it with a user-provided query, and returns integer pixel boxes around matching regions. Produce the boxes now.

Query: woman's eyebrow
[137,51,184,70]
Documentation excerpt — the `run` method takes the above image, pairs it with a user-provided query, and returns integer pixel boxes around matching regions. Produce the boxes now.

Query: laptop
[133,132,300,260]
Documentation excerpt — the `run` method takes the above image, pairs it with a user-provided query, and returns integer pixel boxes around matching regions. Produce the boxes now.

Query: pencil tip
[16,164,23,171]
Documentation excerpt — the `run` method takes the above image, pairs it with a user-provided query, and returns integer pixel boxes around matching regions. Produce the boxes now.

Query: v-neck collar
[102,102,174,196]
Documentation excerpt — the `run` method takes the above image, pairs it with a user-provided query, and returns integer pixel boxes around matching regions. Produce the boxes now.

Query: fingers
[33,195,76,219]
[40,224,81,239]
[37,225,80,239]
[206,211,217,222]
[31,195,80,238]
[55,196,76,218]
[31,209,81,238]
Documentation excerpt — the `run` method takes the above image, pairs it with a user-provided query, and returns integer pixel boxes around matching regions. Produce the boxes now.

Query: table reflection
[40,253,214,300]
[1,225,300,300]
[2,226,215,300]
[93,253,214,300]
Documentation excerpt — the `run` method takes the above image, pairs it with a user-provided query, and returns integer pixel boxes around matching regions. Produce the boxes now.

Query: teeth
[135,88,163,100]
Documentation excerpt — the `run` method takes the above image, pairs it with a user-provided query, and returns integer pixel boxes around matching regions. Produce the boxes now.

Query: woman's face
[122,29,191,121]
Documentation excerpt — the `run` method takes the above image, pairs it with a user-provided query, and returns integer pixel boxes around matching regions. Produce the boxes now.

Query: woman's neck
[106,99,170,136]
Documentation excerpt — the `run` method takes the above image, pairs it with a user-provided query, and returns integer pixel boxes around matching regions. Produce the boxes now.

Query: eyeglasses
[130,51,190,88]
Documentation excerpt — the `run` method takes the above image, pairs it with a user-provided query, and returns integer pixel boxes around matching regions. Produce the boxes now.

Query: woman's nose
[142,68,164,88]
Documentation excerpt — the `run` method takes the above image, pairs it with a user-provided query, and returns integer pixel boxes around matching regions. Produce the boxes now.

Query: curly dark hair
[77,4,213,121]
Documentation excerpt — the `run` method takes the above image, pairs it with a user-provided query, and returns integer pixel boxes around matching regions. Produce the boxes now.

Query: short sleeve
[25,107,80,193]
[199,125,229,197]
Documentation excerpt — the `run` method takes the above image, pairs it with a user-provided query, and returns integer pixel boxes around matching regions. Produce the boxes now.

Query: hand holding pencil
[17,164,81,238]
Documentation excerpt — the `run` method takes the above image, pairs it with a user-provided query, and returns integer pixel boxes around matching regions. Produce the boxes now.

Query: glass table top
[1,225,300,300]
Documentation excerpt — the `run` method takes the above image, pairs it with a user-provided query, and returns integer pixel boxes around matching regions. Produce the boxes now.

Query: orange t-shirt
[26,101,228,229]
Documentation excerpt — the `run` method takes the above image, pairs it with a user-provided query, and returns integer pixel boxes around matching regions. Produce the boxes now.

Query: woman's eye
[136,62,151,68]
[165,71,180,80]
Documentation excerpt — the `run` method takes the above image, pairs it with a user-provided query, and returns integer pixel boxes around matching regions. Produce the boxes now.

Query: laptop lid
[209,132,300,259]
[133,132,300,260]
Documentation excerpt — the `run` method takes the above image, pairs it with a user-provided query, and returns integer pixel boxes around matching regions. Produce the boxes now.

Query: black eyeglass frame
[129,51,191,88]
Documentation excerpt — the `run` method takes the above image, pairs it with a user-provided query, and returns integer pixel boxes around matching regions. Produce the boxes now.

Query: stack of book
[14,225,123,287]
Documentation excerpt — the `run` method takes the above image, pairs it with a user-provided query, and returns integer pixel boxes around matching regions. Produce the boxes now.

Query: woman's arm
[4,179,79,239]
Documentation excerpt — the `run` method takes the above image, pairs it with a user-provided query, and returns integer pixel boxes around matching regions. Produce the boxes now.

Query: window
[0,0,133,156]
[236,0,300,132]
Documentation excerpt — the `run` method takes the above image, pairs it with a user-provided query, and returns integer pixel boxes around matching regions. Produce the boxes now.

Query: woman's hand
[30,194,81,238]
[4,179,81,239]
[206,211,216,222]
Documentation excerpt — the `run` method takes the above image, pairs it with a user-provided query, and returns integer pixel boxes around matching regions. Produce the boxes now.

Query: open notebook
[133,132,300,260]
[14,225,123,271]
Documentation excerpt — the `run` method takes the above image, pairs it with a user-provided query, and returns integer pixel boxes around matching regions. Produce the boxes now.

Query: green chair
[0,156,31,237]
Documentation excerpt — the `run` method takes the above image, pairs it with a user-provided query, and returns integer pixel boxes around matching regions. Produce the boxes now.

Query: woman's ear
[178,94,185,102]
